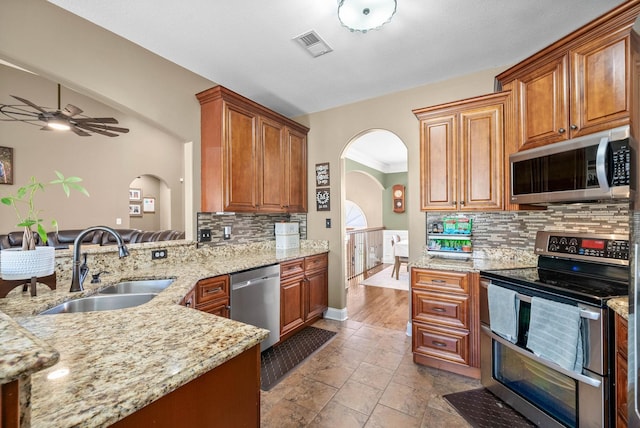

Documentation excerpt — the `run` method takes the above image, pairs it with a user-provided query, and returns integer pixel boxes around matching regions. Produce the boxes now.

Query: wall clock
[392,184,405,213]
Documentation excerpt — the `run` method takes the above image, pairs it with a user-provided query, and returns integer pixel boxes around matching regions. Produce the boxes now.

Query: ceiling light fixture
[47,118,71,131]
[338,0,397,33]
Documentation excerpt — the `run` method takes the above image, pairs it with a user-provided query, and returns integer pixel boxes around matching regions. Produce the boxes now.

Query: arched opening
[128,174,171,231]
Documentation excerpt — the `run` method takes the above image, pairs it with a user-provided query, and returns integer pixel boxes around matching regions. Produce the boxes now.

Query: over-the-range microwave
[509,125,634,204]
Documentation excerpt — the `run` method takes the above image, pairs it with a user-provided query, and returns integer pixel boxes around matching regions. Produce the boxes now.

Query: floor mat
[443,388,536,428]
[260,326,336,391]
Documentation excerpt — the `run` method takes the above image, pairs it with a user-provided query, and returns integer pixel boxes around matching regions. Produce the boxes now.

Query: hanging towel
[526,297,583,373]
[488,283,518,343]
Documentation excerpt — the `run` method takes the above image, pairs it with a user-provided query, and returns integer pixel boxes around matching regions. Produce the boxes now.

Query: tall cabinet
[196,85,309,213]
[413,92,509,211]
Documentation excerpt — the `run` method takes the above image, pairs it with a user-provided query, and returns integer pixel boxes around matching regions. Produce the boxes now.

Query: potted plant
[0,171,88,280]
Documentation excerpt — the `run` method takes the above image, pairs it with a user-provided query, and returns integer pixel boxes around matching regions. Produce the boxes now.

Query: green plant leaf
[37,223,48,244]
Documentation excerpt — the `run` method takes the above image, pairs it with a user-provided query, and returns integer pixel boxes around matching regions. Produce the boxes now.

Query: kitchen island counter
[0,240,328,427]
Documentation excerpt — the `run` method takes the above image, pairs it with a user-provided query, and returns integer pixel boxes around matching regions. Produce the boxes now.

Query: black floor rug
[443,388,536,428]
[260,326,336,391]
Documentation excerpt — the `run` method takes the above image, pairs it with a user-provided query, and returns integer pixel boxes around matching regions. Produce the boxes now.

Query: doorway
[128,174,171,231]
[341,129,408,331]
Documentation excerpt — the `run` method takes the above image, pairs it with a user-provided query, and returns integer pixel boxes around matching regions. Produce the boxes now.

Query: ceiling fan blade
[11,95,49,114]
[74,123,119,137]
[62,104,83,117]
[76,122,129,134]
[70,126,91,137]
[73,117,119,124]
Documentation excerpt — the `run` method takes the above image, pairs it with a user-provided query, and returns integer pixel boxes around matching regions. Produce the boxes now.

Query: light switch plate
[326,218,331,228]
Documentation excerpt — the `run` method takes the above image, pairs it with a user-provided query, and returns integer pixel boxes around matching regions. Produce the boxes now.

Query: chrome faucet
[70,226,130,292]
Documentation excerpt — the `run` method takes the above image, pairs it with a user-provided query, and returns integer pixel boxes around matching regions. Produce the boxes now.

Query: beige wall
[345,171,383,228]
[298,68,505,310]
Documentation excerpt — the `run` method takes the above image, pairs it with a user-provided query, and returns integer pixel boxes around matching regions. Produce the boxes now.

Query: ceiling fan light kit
[0,84,129,137]
[338,0,397,33]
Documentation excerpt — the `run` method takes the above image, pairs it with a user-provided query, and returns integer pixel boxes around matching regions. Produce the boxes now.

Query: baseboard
[323,306,348,321]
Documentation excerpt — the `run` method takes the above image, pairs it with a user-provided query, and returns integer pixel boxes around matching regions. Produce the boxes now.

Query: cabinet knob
[558,128,566,134]
[460,200,465,205]
[570,124,578,130]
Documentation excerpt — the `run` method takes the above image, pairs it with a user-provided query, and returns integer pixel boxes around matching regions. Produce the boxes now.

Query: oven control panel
[534,231,629,264]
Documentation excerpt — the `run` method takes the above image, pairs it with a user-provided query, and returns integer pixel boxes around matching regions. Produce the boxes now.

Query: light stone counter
[411,247,539,272]
[608,296,629,320]
[0,240,328,427]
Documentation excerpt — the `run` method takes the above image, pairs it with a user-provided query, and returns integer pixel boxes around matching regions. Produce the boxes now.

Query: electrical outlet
[199,229,212,242]
[151,249,168,260]
[325,218,331,228]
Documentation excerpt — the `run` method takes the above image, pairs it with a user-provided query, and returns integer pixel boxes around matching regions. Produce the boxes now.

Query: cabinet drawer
[196,275,229,305]
[305,253,328,273]
[280,258,305,279]
[412,269,468,294]
[413,322,470,366]
[197,298,230,318]
[617,314,628,358]
[412,290,469,329]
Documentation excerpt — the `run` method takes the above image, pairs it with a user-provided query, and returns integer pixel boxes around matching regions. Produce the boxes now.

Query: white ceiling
[47,0,624,119]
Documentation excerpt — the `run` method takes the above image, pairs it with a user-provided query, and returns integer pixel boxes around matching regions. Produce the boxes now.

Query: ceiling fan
[0,84,129,137]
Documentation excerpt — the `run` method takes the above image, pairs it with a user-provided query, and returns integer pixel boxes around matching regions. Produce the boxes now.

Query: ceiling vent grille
[293,30,333,58]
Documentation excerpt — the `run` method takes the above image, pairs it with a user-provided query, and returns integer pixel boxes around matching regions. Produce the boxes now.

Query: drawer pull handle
[432,279,446,284]
[431,307,446,313]
[432,341,447,348]
[205,287,222,294]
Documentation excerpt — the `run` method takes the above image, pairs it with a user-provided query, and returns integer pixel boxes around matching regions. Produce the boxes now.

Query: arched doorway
[128,174,171,231]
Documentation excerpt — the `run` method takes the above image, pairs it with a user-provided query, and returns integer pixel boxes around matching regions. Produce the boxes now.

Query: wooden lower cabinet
[615,313,628,428]
[411,267,480,379]
[112,344,260,427]
[1,379,19,428]
[182,275,230,318]
[280,253,328,340]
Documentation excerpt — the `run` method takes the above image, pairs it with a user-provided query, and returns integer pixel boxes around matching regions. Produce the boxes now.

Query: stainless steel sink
[40,293,157,315]
[99,279,174,294]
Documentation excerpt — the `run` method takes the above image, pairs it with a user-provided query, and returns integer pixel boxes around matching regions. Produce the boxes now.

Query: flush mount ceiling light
[338,0,397,33]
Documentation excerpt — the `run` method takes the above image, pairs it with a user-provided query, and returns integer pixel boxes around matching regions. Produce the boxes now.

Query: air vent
[293,30,333,58]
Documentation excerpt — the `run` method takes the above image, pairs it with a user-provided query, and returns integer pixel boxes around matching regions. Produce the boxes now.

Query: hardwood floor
[346,264,410,332]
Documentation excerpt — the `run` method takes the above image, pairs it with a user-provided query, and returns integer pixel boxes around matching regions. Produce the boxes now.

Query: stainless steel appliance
[230,264,280,352]
[481,231,629,428]
[509,125,632,205]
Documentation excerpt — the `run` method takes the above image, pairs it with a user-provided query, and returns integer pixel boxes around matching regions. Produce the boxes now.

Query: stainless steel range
[480,231,629,428]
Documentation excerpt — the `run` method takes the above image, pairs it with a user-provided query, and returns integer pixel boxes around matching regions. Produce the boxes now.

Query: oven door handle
[513,294,601,320]
[481,325,602,388]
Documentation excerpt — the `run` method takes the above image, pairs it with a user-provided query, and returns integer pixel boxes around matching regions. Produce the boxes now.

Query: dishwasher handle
[231,273,280,291]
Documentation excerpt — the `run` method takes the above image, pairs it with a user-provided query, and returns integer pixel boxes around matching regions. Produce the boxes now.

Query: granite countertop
[608,296,629,320]
[411,247,539,272]
[0,240,328,428]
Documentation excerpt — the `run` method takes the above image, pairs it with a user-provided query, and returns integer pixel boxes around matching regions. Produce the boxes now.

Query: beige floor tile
[332,379,384,415]
[261,398,318,428]
[305,360,357,389]
[343,334,380,353]
[421,406,471,428]
[391,362,437,393]
[364,404,421,428]
[307,401,369,428]
[378,380,431,419]
[283,377,338,412]
[363,348,405,371]
[350,361,394,390]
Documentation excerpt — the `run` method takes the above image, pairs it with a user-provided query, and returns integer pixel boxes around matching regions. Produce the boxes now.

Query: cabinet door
[284,127,308,213]
[197,299,230,318]
[305,267,328,322]
[571,31,630,138]
[223,103,258,212]
[281,276,305,336]
[420,115,457,210]
[257,117,286,212]
[515,55,569,150]
[459,104,504,210]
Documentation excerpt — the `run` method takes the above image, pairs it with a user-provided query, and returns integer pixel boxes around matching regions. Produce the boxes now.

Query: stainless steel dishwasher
[230,264,280,352]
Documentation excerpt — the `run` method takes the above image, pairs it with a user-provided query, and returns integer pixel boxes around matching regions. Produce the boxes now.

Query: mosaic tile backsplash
[197,212,307,246]
[426,202,629,252]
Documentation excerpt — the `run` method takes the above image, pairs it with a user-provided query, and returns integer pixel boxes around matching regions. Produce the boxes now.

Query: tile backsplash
[426,202,629,252]
[197,212,307,246]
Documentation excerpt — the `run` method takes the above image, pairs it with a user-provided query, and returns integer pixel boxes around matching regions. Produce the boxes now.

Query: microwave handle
[595,136,610,193]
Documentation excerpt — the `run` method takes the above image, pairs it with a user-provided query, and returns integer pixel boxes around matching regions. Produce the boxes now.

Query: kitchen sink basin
[39,293,157,315]
[99,278,174,294]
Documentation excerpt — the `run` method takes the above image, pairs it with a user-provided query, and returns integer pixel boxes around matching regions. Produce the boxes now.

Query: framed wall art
[315,163,330,187]
[129,188,142,201]
[143,197,156,213]
[316,188,330,211]
[129,203,142,217]
[0,146,13,185]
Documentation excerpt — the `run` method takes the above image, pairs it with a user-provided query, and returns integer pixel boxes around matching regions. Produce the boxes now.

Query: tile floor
[260,317,481,427]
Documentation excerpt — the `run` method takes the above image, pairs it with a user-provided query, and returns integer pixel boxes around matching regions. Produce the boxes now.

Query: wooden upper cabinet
[196,85,309,213]
[496,2,638,151]
[414,92,507,211]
